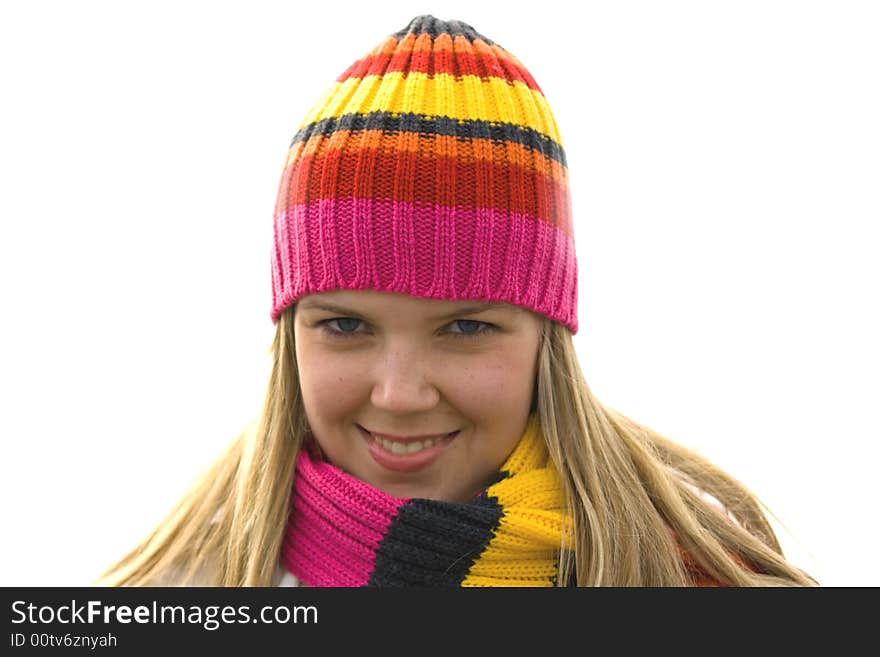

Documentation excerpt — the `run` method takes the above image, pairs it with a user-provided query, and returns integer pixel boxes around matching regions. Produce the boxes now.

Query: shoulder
[682,481,741,526]
[273,562,302,587]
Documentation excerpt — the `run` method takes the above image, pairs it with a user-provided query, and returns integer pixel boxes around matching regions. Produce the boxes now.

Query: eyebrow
[297,300,517,320]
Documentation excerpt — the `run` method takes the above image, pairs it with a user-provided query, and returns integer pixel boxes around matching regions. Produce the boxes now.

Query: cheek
[442,350,535,410]
[295,339,365,415]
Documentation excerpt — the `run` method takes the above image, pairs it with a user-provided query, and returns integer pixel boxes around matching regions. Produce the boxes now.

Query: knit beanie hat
[270,14,578,333]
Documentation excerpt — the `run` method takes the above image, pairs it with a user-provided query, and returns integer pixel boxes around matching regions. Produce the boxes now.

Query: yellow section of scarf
[462,413,573,587]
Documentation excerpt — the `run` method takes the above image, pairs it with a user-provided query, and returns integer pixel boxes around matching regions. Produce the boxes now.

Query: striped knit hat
[270,15,578,333]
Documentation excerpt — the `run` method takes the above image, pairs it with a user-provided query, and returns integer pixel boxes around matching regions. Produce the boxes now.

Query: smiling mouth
[357,425,460,459]
[371,433,456,455]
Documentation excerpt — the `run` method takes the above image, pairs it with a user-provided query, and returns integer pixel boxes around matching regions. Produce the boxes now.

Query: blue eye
[449,319,486,336]
[317,318,497,340]
[326,318,361,335]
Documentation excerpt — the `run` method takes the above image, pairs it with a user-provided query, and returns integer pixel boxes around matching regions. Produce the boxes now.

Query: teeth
[372,435,441,455]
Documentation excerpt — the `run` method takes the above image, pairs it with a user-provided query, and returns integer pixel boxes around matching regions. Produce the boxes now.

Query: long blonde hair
[95,304,816,586]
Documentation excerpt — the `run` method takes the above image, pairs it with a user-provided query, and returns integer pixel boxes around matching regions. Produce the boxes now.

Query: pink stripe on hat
[272,198,577,332]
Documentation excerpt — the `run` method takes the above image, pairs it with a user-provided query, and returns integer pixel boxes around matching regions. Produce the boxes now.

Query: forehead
[296,290,523,317]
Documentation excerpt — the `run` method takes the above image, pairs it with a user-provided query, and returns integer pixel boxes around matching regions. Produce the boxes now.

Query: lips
[357,425,459,473]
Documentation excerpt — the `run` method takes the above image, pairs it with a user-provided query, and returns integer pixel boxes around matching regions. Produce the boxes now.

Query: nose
[370,347,441,413]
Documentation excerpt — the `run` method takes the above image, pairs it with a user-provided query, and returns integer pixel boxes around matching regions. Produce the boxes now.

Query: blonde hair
[95,306,816,587]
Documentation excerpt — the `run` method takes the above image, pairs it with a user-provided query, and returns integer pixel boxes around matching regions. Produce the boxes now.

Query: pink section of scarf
[280,449,406,586]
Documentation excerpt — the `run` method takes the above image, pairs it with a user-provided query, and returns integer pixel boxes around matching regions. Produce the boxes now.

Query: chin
[382,484,437,502]
[374,480,452,503]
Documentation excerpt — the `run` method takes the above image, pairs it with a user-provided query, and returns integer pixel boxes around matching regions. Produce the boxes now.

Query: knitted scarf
[280,414,572,587]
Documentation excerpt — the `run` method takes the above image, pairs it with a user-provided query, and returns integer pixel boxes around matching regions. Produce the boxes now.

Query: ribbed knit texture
[281,413,574,587]
[270,15,578,333]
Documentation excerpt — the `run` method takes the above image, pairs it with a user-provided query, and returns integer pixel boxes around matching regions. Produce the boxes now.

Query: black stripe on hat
[392,15,496,45]
[289,111,567,168]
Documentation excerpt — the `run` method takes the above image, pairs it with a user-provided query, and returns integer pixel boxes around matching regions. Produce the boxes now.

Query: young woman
[97,15,816,587]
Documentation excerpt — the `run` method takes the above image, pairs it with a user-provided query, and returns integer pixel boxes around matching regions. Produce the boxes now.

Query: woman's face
[293,289,542,503]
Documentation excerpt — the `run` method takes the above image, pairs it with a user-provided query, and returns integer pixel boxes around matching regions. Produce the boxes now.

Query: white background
[1,0,877,586]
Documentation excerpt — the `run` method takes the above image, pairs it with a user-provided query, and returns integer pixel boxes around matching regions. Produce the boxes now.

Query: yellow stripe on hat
[296,72,562,145]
